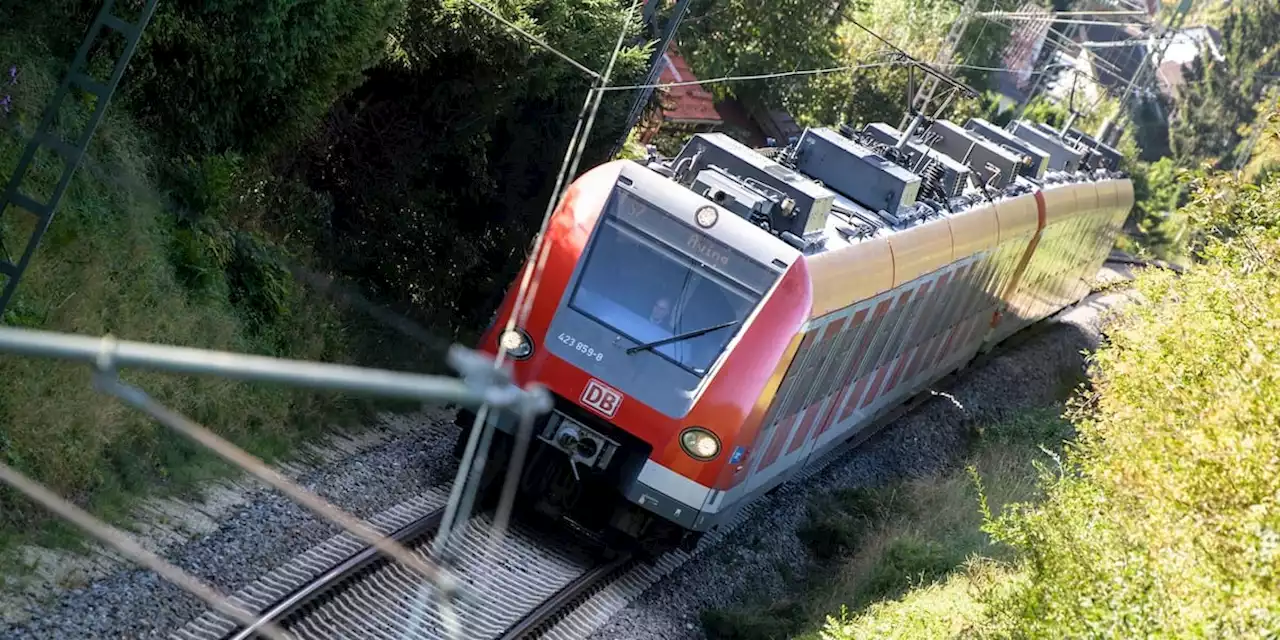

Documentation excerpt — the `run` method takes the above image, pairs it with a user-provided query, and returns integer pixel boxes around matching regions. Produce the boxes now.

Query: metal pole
[1059,110,1079,137]
[610,0,695,158]
[0,327,551,412]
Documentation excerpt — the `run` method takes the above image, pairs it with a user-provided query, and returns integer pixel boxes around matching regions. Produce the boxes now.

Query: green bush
[297,0,649,341]
[978,170,1280,637]
[1,0,403,157]
[798,487,904,560]
[0,34,374,554]
[132,0,405,156]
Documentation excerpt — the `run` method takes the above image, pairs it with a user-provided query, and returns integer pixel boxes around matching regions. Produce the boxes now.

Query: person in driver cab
[649,297,674,330]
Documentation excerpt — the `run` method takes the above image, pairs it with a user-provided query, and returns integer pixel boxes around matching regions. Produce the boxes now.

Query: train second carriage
[455,114,1134,555]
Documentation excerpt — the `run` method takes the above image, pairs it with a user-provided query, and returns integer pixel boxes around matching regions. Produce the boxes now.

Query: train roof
[637,114,1130,315]
[647,114,1125,252]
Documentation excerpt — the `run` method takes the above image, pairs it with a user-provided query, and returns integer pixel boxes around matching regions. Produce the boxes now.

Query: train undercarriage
[452,405,701,558]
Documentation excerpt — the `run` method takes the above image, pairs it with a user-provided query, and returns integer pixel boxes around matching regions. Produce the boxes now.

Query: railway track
[172,259,1143,640]
[173,483,625,640]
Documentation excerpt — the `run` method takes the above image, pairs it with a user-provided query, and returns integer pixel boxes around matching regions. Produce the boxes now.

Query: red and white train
[456,114,1133,554]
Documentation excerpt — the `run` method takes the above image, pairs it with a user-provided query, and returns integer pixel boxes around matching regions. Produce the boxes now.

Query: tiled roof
[658,48,723,125]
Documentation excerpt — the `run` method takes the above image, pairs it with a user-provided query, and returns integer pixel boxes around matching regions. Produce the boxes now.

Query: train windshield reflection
[570,197,761,376]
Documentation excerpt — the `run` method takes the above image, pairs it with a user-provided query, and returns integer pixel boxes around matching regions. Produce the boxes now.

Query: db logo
[581,378,623,418]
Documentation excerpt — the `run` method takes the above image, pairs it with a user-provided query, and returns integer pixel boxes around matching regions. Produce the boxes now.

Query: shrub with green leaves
[978,169,1280,637]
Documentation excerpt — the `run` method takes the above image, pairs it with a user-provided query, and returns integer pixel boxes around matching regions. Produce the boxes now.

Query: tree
[298,0,648,336]
[675,0,847,113]
[1170,1,1280,165]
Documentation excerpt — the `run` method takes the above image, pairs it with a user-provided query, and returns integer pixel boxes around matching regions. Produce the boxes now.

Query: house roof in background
[658,48,723,125]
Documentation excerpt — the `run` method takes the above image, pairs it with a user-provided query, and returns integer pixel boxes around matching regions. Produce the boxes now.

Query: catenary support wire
[404,3,642,638]
[0,462,293,640]
[463,0,601,79]
[0,325,553,640]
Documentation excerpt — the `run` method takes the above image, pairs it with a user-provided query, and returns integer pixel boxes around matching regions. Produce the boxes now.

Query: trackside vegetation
[0,0,652,559]
[0,32,379,554]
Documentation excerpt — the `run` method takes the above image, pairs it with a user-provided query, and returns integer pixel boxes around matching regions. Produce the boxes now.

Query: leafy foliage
[676,0,845,111]
[1121,156,1195,260]
[2,0,406,157]
[1170,1,1280,165]
[0,32,375,551]
[677,0,1016,129]
[977,169,1280,637]
[297,0,648,338]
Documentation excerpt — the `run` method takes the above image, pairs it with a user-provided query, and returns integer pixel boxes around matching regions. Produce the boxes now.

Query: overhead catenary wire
[960,0,996,74]
[462,0,601,79]
[598,58,901,91]
[846,16,979,99]
[412,4,643,636]
[424,0,635,560]
[0,2,1155,637]
[977,9,1149,17]
[420,0,641,623]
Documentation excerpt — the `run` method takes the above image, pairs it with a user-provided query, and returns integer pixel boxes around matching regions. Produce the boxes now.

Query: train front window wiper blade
[625,320,738,356]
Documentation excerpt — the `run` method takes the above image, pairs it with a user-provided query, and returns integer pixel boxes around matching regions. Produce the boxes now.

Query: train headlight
[695,205,718,228]
[498,328,533,360]
[679,427,721,461]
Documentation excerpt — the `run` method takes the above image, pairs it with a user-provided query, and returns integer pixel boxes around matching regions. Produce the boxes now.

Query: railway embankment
[600,166,1280,639]
[0,28,411,578]
[0,410,463,635]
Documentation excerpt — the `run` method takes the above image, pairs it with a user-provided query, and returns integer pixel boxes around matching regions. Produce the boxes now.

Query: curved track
[174,485,619,640]
[172,260,1144,640]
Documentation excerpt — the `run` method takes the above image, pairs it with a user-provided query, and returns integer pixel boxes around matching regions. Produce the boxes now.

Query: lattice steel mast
[0,0,159,318]
[900,0,980,127]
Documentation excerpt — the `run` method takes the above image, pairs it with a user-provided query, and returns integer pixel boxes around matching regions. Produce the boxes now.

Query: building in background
[1154,25,1224,98]
[1001,2,1055,93]
[636,44,802,150]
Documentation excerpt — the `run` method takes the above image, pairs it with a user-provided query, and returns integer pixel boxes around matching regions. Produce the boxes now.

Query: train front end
[456,160,810,553]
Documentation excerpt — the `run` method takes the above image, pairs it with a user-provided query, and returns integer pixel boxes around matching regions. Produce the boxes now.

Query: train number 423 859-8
[558,333,604,362]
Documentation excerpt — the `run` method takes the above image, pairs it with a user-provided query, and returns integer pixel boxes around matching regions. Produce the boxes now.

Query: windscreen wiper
[626,320,738,355]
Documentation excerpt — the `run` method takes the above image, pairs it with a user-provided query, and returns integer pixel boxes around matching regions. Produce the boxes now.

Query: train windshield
[569,191,773,377]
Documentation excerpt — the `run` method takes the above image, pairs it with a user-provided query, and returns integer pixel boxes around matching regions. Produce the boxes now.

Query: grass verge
[700,404,1076,640]
[0,33,406,564]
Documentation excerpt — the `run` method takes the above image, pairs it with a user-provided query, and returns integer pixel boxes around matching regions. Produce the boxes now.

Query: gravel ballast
[0,411,464,639]
[587,286,1134,640]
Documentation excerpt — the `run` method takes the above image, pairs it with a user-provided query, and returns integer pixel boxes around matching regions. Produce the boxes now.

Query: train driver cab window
[570,193,763,376]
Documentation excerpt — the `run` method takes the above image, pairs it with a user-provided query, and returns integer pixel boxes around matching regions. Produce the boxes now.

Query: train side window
[881,281,931,362]
[959,259,995,317]
[776,319,844,424]
[843,298,893,385]
[908,273,952,346]
[786,315,852,416]
[808,308,868,408]
[880,280,934,364]
[942,262,985,331]
[854,288,915,380]
[952,263,988,327]
[758,330,820,432]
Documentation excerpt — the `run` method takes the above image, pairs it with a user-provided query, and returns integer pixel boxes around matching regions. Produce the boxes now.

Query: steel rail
[221,508,449,640]
[496,553,637,640]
